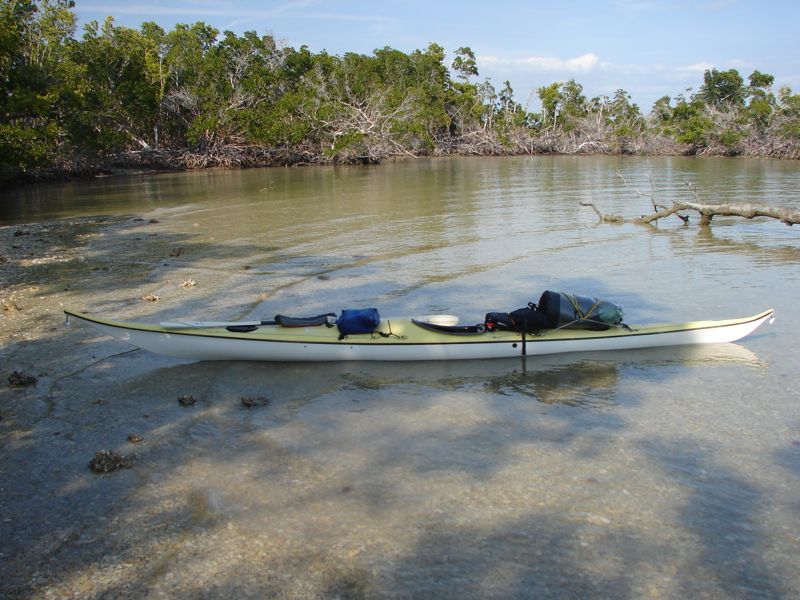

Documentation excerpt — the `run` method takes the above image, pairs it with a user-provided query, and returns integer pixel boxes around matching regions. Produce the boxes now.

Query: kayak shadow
[298,341,765,410]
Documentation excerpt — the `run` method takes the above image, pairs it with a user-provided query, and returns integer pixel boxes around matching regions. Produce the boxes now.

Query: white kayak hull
[64,309,774,362]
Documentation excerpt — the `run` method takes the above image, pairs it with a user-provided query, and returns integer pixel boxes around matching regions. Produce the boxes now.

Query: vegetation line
[2,1,799,186]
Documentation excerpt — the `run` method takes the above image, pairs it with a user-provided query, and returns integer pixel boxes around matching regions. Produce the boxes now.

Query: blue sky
[74,0,799,112]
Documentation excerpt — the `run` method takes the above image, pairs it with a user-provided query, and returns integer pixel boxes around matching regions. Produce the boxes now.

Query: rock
[8,370,37,387]
[89,450,135,473]
[241,396,270,408]
[178,395,197,406]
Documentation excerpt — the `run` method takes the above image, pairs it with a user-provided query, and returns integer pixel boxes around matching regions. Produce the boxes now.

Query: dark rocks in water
[241,396,270,408]
[89,450,135,473]
[178,394,197,406]
[127,434,143,443]
[8,370,37,387]
[168,247,184,257]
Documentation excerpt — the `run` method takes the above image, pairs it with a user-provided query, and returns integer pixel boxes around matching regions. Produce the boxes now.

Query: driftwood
[580,200,800,226]
[581,174,800,227]
[635,200,799,226]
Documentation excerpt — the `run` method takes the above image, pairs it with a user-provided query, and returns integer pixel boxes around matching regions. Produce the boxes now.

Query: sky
[73,0,800,113]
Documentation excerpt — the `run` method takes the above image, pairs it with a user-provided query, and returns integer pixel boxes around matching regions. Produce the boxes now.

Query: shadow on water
[641,439,792,599]
[0,338,779,598]
[377,514,663,599]
[773,424,800,526]
[774,429,800,479]
[376,439,795,599]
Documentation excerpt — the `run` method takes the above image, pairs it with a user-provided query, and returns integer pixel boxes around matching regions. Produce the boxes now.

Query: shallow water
[1,155,799,598]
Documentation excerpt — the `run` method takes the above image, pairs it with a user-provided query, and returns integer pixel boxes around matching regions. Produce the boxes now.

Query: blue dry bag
[337,308,380,338]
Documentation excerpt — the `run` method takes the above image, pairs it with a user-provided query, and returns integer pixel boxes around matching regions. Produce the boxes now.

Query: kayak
[64,308,774,362]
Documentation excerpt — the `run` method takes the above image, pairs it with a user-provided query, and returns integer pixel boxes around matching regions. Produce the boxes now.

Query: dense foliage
[2,0,799,183]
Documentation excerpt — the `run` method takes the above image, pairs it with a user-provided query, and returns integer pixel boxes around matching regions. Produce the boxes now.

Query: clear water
[1,156,799,598]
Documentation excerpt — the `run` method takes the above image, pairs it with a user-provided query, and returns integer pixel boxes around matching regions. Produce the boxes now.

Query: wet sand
[2,175,799,598]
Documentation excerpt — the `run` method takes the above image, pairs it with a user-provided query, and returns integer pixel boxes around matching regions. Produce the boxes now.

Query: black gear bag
[538,291,624,330]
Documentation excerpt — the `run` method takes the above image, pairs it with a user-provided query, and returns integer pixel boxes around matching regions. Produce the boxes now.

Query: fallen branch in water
[579,202,626,223]
[633,199,799,226]
[582,176,800,227]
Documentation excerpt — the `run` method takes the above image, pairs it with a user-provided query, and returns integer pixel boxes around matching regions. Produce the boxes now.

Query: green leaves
[699,68,746,108]
[536,79,588,133]
[451,47,478,82]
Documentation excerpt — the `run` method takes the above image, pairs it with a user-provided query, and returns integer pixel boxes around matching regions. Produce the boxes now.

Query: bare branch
[582,176,800,227]
[670,201,799,226]
[579,202,625,223]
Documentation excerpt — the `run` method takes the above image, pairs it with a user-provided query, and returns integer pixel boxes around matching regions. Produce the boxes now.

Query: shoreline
[5,141,798,190]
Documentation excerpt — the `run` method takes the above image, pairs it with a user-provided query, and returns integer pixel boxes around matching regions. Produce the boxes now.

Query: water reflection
[482,362,620,408]
[333,342,763,409]
[691,225,800,267]
[340,359,620,409]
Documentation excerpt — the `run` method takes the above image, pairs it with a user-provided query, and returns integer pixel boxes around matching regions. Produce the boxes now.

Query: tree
[606,89,643,136]
[775,86,800,140]
[407,43,451,147]
[748,70,774,91]
[451,46,477,82]
[536,79,586,134]
[698,68,745,108]
[0,0,78,179]
[72,17,161,151]
[217,30,284,141]
[293,46,447,161]
[537,82,561,130]
[745,70,775,132]
[669,97,713,148]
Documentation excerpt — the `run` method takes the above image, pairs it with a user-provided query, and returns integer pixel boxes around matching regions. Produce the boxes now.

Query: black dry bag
[538,291,624,331]
[485,303,549,334]
[509,304,549,333]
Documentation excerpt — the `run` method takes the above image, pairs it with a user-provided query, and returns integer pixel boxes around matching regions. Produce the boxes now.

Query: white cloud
[678,61,715,73]
[479,52,600,73]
